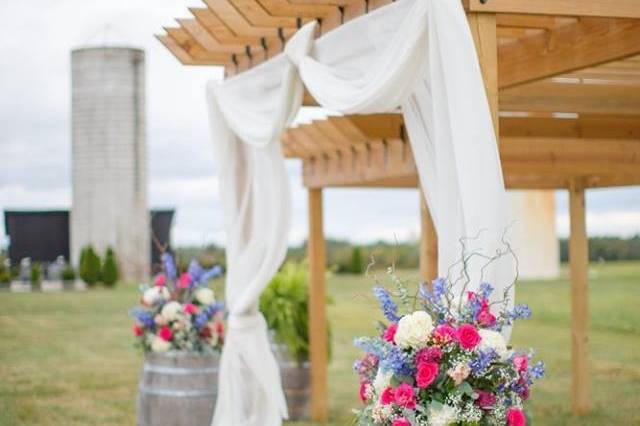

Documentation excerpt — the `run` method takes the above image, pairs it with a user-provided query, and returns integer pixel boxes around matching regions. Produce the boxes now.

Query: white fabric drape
[206,25,316,426]
[207,0,514,424]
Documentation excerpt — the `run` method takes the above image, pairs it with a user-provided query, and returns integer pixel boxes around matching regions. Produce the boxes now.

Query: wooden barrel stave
[137,352,219,426]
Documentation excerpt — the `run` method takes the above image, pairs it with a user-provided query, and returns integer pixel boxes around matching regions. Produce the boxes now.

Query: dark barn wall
[150,210,174,269]
[4,211,70,264]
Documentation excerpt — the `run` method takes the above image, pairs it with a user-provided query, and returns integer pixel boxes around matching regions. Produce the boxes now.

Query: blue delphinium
[131,308,155,329]
[162,252,178,281]
[420,277,450,319]
[469,348,498,375]
[530,361,545,379]
[194,313,209,330]
[354,337,413,377]
[373,286,401,322]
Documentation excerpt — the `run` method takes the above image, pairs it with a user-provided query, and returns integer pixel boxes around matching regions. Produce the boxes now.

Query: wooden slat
[500,80,640,115]
[499,18,640,88]
[497,14,574,30]
[227,0,299,27]
[468,0,640,19]
[156,35,201,65]
[500,114,640,139]
[256,0,337,17]
[308,188,328,422]
[178,19,245,54]
[164,27,232,64]
[568,180,590,415]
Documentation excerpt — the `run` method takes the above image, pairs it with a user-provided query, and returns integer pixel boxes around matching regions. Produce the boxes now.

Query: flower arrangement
[353,269,544,426]
[131,253,225,353]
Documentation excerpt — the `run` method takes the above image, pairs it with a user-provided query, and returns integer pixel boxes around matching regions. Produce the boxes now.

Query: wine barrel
[272,342,311,421]
[137,352,219,426]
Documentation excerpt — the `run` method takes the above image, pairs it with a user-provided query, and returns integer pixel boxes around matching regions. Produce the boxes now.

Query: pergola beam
[467,0,640,19]
[501,80,640,115]
[499,18,640,88]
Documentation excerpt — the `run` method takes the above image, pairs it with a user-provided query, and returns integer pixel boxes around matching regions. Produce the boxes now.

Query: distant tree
[80,246,101,286]
[102,247,119,287]
[349,246,364,274]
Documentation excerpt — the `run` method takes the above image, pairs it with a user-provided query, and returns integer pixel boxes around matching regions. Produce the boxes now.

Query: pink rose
[359,382,370,402]
[433,324,457,344]
[475,390,497,409]
[392,418,411,426]
[393,383,416,409]
[416,362,439,389]
[183,303,198,315]
[506,408,526,426]
[154,273,166,287]
[383,323,398,344]
[415,347,443,364]
[456,324,481,350]
[380,387,395,405]
[466,291,477,301]
[513,355,528,372]
[177,273,192,289]
[476,308,496,327]
[158,325,173,341]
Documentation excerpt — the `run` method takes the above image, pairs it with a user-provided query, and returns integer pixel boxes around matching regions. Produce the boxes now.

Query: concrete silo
[70,47,149,281]
[506,190,559,280]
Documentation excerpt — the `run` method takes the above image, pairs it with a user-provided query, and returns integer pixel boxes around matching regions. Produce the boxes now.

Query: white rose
[151,336,171,352]
[394,311,434,349]
[161,301,183,322]
[142,286,170,305]
[194,288,215,305]
[373,369,393,395]
[478,329,508,358]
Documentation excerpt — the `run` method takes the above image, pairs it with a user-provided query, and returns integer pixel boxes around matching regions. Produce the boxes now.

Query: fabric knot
[284,20,318,67]
[228,312,265,330]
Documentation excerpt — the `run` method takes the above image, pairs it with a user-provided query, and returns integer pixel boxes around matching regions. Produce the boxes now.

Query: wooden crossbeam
[468,0,640,19]
[500,114,640,139]
[499,18,640,88]
[500,80,640,115]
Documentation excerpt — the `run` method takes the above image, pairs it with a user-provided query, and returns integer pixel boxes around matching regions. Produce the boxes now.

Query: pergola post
[419,194,438,286]
[569,180,590,415]
[307,187,328,422]
[467,12,499,138]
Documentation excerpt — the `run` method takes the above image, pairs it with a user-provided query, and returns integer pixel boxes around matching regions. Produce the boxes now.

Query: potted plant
[259,261,331,420]
[131,252,225,426]
[30,262,42,291]
[61,266,77,290]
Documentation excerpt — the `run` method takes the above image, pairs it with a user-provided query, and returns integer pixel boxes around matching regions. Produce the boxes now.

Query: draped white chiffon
[206,0,514,424]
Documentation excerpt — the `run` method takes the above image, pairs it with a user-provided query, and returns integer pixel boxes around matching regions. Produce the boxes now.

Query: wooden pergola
[157,0,640,421]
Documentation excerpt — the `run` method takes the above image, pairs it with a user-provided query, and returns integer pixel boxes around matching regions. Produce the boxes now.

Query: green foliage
[560,235,640,262]
[101,247,119,287]
[349,246,364,274]
[79,246,101,286]
[61,266,76,281]
[0,259,10,284]
[260,261,331,364]
[30,263,41,284]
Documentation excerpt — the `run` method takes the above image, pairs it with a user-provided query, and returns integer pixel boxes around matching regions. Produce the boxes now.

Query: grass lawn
[1,261,639,425]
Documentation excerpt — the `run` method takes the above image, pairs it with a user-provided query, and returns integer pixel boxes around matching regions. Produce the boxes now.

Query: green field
[1,262,639,425]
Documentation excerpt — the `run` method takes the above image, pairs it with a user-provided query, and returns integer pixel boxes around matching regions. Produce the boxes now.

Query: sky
[1,0,639,250]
